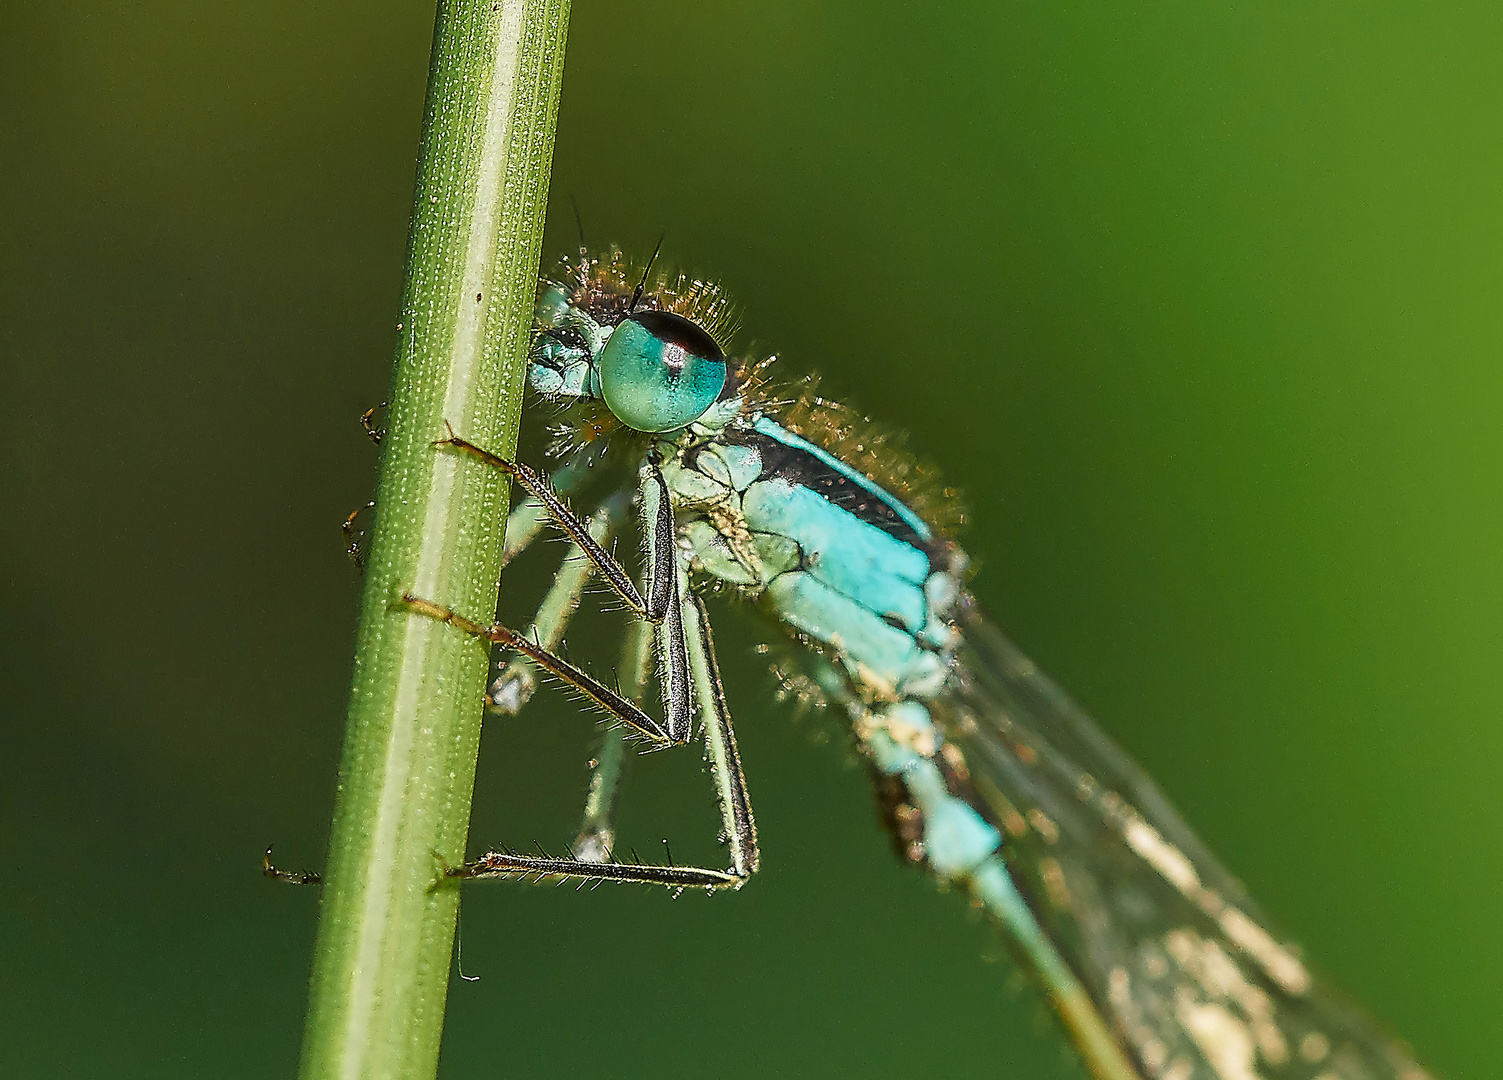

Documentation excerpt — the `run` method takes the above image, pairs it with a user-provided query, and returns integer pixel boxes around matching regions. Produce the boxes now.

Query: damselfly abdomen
[407,248,1432,1080]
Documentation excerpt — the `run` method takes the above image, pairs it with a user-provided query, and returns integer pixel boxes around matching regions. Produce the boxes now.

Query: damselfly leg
[488,492,629,714]
[405,431,761,891]
[439,430,661,621]
[400,593,670,742]
[485,473,639,861]
[475,454,646,870]
[262,845,322,885]
[439,592,755,891]
[497,457,589,570]
[682,594,758,879]
[438,430,692,740]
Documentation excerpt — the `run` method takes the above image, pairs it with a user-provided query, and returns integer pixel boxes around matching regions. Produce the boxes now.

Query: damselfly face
[528,251,744,436]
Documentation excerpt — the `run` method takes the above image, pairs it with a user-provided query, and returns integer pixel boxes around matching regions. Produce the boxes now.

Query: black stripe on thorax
[729,430,938,559]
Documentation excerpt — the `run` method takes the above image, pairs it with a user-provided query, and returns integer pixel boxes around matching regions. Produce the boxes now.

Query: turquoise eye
[597,310,728,432]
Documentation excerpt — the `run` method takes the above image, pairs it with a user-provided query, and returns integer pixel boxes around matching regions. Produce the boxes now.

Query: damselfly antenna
[568,195,589,287]
[569,194,587,257]
[627,234,665,314]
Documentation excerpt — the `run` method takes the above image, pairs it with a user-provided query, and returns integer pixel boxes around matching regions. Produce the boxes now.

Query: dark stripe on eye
[628,309,725,363]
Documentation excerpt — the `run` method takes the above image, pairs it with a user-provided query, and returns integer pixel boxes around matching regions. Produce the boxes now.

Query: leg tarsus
[360,401,388,445]
[263,845,322,886]
[342,500,376,570]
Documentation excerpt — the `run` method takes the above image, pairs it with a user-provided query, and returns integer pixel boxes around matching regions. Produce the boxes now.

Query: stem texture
[300,3,570,1077]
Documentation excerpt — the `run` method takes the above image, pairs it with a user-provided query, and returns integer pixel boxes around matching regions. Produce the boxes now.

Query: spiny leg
[640,463,692,741]
[449,588,760,892]
[445,425,691,740]
[359,401,388,445]
[488,490,632,714]
[263,845,321,886]
[499,457,590,569]
[454,851,739,890]
[425,434,738,889]
[486,484,653,861]
[438,428,674,622]
[399,594,672,745]
[683,593,759,878]
[341,501,376,570]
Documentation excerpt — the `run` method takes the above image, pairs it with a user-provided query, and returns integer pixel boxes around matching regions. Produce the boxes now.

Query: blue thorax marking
[740,479,929,631]
[692,420,953,693]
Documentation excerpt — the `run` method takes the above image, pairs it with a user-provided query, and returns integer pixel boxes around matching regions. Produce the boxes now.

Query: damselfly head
[528,248,744,435]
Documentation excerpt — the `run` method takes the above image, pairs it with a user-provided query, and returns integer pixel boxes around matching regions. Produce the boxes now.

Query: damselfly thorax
[401,248,1432,1080]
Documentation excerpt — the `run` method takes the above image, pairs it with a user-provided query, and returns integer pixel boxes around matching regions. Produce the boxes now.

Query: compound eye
[596,310,728,433]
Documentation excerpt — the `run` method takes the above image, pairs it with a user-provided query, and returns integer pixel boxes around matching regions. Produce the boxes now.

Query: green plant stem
[299,3,569,1078]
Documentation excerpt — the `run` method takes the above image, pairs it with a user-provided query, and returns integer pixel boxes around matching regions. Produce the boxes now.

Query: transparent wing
[934,597,1432,1080]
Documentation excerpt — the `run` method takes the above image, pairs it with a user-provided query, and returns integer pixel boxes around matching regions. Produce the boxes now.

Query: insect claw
[263,845,322,886]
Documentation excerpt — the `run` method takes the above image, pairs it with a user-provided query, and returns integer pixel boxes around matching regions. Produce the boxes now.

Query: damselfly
[404,248,1432,1080]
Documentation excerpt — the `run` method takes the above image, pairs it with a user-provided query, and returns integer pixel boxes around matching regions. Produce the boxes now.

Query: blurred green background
[3,3,1500,1077]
